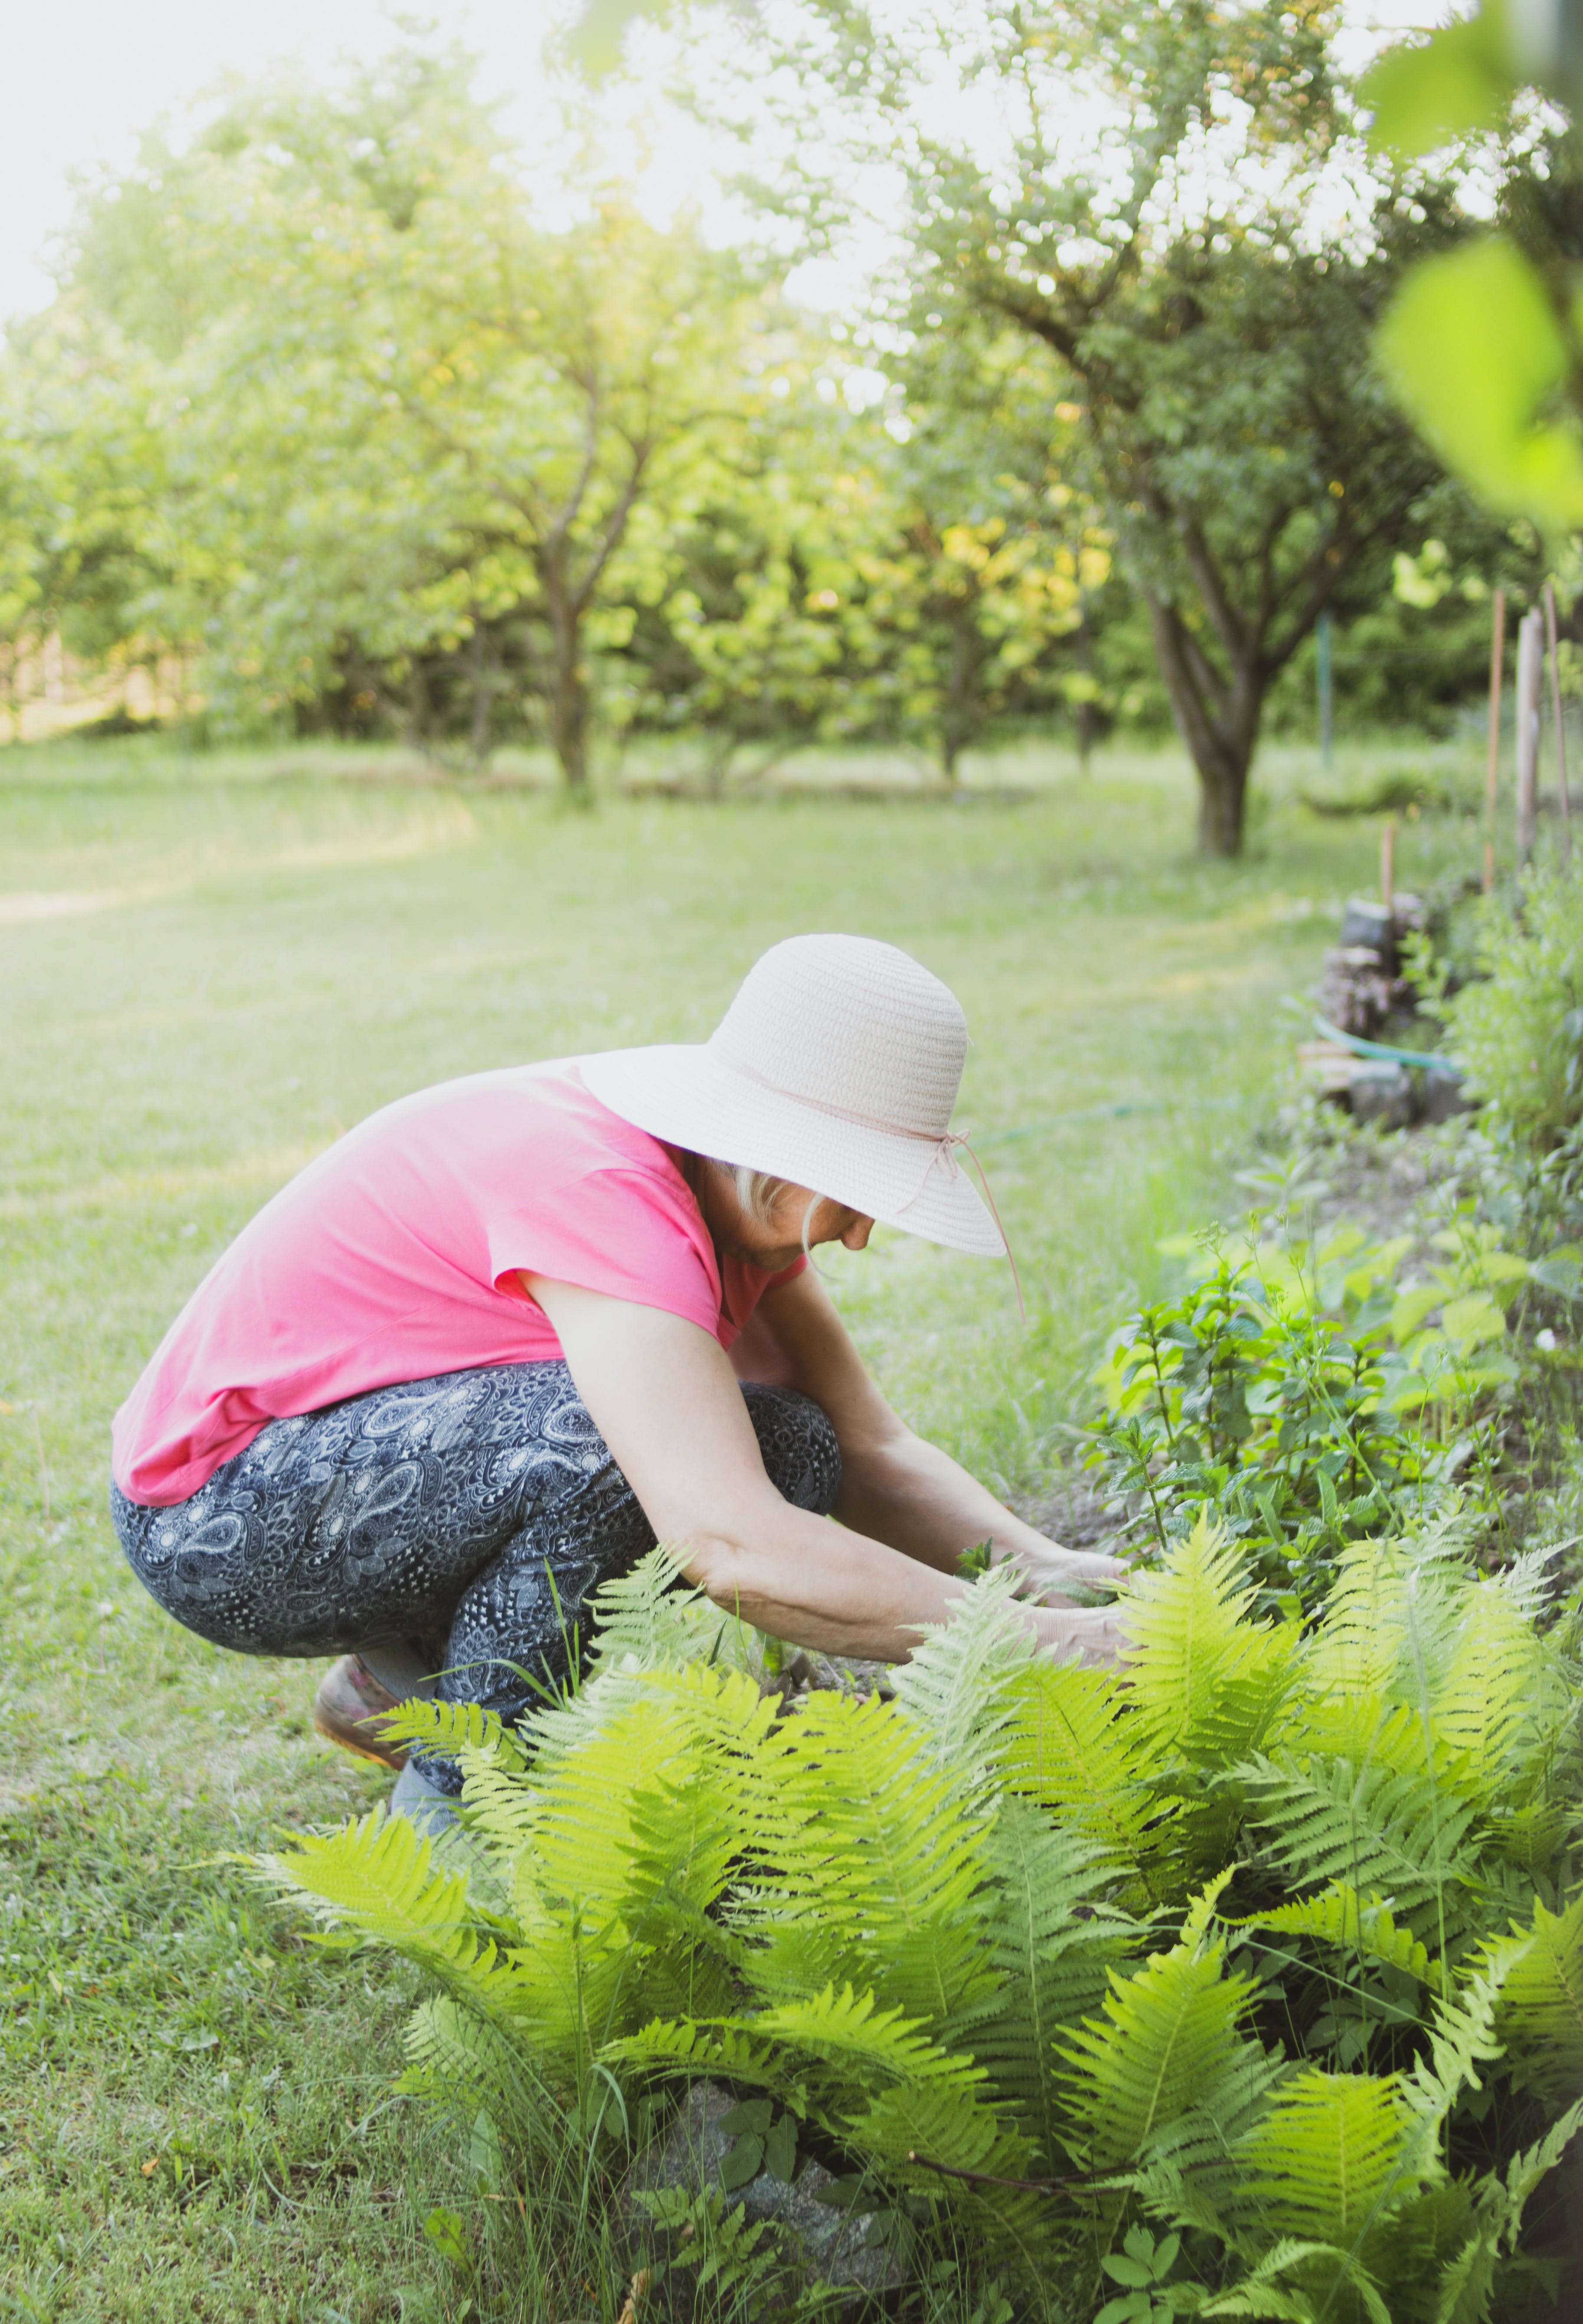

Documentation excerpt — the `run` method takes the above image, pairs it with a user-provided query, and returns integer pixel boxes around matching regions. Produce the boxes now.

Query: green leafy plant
[1095,2226,1197,2324]
[632,2184,820,2318]
[1086,1215,1540,1608]
[1366,7,1583,534]
[1423,859,1583,1157]
[262,1524,1583,2320]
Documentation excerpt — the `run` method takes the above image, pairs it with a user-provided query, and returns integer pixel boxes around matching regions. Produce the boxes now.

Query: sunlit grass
[0,733,1486,2317]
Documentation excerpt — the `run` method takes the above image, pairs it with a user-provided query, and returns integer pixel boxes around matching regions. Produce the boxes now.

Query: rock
[1319,947,1405,1039]
[1419,1069,1476,1125]
[1348,1061,1415,1131]
[1339,898,1396,965]
[1296,1038,1355,1101]
[621,2080,906,2305]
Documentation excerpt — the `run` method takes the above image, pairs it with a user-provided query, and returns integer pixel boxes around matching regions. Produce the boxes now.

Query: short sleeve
[483,1165,724,1337]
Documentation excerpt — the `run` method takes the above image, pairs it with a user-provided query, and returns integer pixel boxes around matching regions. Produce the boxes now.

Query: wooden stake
[1516,606,1544,865]
[1544,580,1572,862]
[1380,817,1396,914]
[1485,586,1505,894]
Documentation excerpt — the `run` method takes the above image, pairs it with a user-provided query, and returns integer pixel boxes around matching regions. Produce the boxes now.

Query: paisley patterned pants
[110,1361,841,1793]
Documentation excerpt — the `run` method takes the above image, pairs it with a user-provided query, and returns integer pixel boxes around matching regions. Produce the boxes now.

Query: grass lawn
[0,733,1489,2321]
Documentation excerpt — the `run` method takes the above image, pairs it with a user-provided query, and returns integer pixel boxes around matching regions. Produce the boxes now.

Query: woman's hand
[1014,1538,1132,1603]
[1027,1600,1132,1670]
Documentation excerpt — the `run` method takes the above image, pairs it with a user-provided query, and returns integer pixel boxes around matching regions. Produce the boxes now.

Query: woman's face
[700,1166,874,1271]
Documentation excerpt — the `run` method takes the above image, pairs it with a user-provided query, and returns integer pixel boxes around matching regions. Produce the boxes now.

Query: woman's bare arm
[523,1274,1126,1666]
[740,1265,1126,1601]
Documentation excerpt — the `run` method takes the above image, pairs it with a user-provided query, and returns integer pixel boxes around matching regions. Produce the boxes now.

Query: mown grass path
[0,741,1475,2320]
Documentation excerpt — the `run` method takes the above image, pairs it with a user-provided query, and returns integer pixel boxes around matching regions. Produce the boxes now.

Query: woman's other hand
[1027,1600,1132,1669]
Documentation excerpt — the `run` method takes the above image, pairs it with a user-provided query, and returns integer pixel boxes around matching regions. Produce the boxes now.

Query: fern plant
[261,1521,1583,2320]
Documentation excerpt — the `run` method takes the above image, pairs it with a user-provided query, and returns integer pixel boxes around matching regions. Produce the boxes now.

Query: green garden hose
[1311,1014,1461,1079]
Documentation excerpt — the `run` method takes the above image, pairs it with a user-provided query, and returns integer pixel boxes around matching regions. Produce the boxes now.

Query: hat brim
[578,1046,1006,1259]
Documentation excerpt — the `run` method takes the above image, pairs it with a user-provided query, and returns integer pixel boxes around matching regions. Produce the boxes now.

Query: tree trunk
[939,599,981,786]
[1144,592,1260,858]
[466,621,496,769]
[1074,697,1100,774]
[1071,608,1107,772]
[545,584,591,797]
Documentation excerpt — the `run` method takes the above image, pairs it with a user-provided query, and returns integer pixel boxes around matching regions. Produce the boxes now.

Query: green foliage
[1378,239,1583,528]
[608,323,1119,787]
[263,1527,1583,2317]
[1094,2226,1197,2324]
[1425,857,1583,1154]
[759,0,1468,852]
[16,50,783,789]
[1085,1215,1536,1608]
[1367,6,1583,536]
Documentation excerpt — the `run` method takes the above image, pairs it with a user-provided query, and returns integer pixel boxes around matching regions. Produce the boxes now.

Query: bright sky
[0,0,1449,329]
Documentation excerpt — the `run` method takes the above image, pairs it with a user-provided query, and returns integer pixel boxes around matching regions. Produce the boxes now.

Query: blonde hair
[712,1160,825,1254]
[729,1164,789,1224]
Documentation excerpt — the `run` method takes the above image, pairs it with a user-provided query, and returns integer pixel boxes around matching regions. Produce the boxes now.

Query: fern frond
[745,1985,1044,2226]
[1423,2229,1498,2324]
[1228,2068,1418,2253]
[456,1751,542,1860]
[1129,2041,1291,2241]
[1481,1800,1568,1873]
[1194,2237,1334,2319]
[1483,1887,1583,2100]
[1490,2094,1583,2252]
[378,1695,526,1771]
[601,2012,782,2091]
[607,1984,976,2123]
[1492,1544,1560,1625]
[1230,1882,1444,1996]
[1429,1580,1544,1786]
[1057,1884,1260,2171]
[397,1991,555,2130]
[259,1804,522,2020]
[1240,1756,1483,1950]
[1357,2181,1483,2324]
[531,1663,773,1916]
[1303,1541,1455,1709]
[1000,1659,1176,1894]
[887,1564,1036,1783]
[1123,1514,1302,1764]
[1199,2238,1391,2324]
[735,1690,998,2029]
[610,1768,749,2026]
[1402,1939,1522,2141]
[746,1981,982,2088]
[586,1544,758,1675]
[953,1796,1131,2166]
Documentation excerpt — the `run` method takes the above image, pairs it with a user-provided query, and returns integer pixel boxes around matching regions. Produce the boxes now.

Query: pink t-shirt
[111,1062,804,1506]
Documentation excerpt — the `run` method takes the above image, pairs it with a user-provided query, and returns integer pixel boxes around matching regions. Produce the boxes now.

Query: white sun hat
[579,933,1007,1258]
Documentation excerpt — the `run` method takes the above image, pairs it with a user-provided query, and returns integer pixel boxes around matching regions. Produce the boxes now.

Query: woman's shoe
[311,1654,410,1770]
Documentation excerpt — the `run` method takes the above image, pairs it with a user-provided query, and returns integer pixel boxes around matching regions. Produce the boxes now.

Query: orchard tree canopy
[0,14,1546,806]
[746,0,1475,851]
[53,50,788,787]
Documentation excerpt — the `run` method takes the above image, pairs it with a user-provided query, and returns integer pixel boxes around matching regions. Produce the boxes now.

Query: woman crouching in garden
[109,934,1126,1822]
